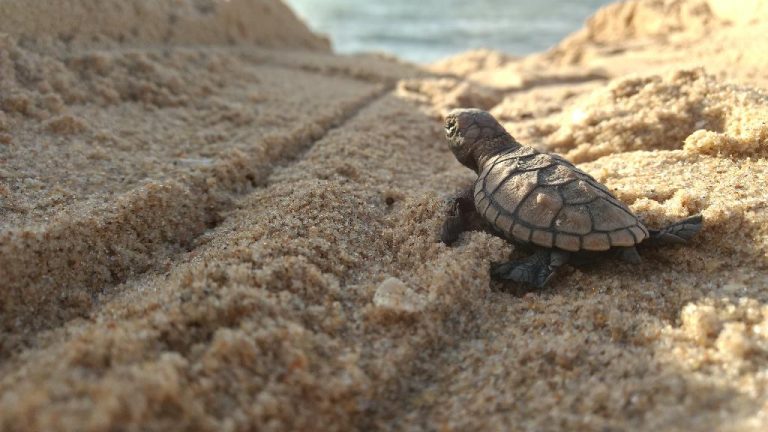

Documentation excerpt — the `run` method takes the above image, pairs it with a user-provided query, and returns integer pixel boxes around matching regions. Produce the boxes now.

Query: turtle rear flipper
[491,249,570,288]
[616,246,641,263]
[646,214,703,245]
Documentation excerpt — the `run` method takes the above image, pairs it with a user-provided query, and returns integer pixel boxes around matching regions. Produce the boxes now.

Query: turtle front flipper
[491,249,570,288]
[441,187,495,245]
[441,201,467,245]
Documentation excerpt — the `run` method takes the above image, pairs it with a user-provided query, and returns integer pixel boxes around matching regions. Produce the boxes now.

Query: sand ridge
[1,0,768,431]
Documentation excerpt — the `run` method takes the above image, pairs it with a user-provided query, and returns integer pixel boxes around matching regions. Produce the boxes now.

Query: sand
[1,0,767,430]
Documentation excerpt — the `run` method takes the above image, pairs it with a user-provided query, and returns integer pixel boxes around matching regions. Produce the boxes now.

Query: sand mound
[431,0,768,90]
[547,0,768,88]
[0,0,329,50]
[428,49,517,77]
[541,68,768,162]
[2,0,768,431]
[560,0,717,46]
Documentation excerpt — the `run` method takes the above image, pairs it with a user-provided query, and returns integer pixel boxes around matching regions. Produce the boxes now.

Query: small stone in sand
[373,277,426,313]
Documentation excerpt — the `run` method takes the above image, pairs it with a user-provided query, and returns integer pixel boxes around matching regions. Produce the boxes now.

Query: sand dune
[1,0,768,430]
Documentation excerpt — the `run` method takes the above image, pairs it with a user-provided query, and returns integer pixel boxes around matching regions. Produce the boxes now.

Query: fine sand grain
[1,0,768,431]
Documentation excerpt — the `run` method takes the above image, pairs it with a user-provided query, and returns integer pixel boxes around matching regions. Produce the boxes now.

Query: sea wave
[284,0,613,63]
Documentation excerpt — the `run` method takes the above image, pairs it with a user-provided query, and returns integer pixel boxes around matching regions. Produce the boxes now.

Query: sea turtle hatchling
[441,108,703,288]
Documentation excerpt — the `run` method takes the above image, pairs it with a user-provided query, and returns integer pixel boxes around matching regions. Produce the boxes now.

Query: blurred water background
[284,0,613,63]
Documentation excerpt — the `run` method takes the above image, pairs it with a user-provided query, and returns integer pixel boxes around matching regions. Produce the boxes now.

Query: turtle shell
[474,147,649,251]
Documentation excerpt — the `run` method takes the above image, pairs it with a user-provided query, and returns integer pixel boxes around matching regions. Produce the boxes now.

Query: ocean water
[284,0,614,63]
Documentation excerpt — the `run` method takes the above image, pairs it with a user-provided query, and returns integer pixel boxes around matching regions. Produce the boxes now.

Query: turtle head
[444,108,512,172]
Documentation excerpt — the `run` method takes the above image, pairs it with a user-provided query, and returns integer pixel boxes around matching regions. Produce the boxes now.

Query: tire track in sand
[0,87,511,431]
[0,51,393,352]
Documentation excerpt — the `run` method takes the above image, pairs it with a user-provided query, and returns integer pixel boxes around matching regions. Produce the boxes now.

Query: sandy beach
[1,0,768,430]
